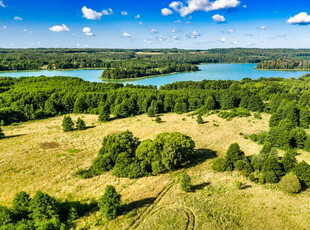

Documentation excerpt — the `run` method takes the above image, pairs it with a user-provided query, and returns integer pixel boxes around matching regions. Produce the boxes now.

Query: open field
[1,113,310,229]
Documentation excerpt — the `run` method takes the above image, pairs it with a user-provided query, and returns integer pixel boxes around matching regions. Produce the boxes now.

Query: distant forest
[2,48,310,71]
[256,58,310,70]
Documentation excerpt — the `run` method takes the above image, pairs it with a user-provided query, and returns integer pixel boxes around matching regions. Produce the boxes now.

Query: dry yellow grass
[1,112,310,229]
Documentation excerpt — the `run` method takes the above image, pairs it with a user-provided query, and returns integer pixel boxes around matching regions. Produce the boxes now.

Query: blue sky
[1,0,310,49]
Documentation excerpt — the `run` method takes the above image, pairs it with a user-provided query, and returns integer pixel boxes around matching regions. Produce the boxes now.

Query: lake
[1,64,309,87]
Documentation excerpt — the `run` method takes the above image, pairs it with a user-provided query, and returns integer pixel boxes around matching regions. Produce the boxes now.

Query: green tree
[98,185,121,220]
[147,107,156,117]
[211,158,228,172]
[76,117,86,130]
[225,143,245,170]
[180,173,191,192]
[280,149,297,173]
[0,127,4,139]
[205,96,216,110]
[98,104,110,122]
[293,161,310,187]
[62,116,74,132]
[0,206,11,226]
[12,191,31,219]
[279,173,301,194]
[196,115,203,124]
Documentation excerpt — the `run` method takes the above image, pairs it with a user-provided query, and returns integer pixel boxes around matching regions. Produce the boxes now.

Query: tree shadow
[185,148,217,169]
[3,134,26,139]
[120,197,156,215]
[242,185,252,190]
[85,125,96,130]
[191,182,210,192]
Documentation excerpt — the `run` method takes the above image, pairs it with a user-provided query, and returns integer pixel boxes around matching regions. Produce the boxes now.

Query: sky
[1,0,310,49]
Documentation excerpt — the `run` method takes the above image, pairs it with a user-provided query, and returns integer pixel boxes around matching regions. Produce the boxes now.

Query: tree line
[256,58,310,70]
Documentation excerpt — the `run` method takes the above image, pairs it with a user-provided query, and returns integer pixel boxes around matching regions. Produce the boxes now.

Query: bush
[225,143,245,169]
[196,115,203,124]
[62,116,74,132]
[0,127,4,139]
[279,173,301,194]
[235,160,246,171]
[0,206,11,226]
[235,181,244,190]
[262,171,279,183]
[211,158,227,172]
[180,173,191,192]
[76,117,86,130]
[12,191,31,219]
[293,161,310,187]
[147,107,156,117]
[98,105,110,122]
[98,186,121,220]
[155,116,162,123]
[280,149,297,173]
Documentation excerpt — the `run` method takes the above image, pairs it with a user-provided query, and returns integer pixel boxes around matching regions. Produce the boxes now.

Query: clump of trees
[0,191,95,229]
[77,130,195,179]
[256,58,310,70]
[212,143,310,193]
[98,186,121,220]
[62,116,86,132]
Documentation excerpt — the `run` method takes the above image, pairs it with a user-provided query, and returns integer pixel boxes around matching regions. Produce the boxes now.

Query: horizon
[1,0,310,49]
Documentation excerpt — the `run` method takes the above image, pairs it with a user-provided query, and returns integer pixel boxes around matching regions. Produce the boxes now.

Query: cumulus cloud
[83,27,94,36]
[212,14,226,23]
[151,29,159,33]
[14,16,23,21]
[220,37,226,42]
[121,11,128,16]
[227,29,234,33]
[139,21,143,25]
[168,0,240,17]
[188,30,200,38]
[135,14,140,19]
[123,32,131,37]
[287,12,310,25]
[49,24,70,32]
[102,8,113,15]
[258,25,266,29]
[233,40,238,45]
[172,36,179,40]
[161,8,173,16]
[0,1,5,8]
[82,6,102,20]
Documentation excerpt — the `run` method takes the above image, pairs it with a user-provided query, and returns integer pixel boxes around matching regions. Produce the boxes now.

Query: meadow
[1,112,310,229]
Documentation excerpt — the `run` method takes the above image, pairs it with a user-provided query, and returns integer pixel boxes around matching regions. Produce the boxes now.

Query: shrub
[62,116,74,132]
[280,149,297,173]
[0,206,11,226]
[91,154,114,174]
[12,191,31,219]
[262,171,279,183]
[0,127,4,139]
[279,173,301,194]
[147,107,156,117]
[262,156,284,182]
[225,143,245,169]
[211,158,227,172]
[98,105,110,122]
[293,161,310,187]
[180,173,191,192]
[155,116,162,123]
[76,117,86,130]
[98,186,121,220]
[196,115,203,124]
[235,181,244,190]
[254,113,262,119]
[235,160,246,171]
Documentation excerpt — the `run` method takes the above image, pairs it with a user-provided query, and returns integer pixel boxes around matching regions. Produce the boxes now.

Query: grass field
[1,112,310,229]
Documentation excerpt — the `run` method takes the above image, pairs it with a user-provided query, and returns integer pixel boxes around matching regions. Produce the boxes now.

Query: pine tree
[98,185,121,220]
[98,105,110,122]
[0,127,4,139]
[76,117,86,130]
[180,173,191,192]
[196,115,204,124]
[62,116,74,132]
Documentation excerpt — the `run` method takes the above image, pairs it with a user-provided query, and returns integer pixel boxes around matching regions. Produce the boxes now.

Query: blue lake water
[1,64,309,87]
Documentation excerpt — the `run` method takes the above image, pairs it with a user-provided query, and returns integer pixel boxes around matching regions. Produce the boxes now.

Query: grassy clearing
[1,112,310,229]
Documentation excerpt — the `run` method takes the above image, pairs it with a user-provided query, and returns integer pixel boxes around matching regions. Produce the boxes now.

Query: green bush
[76,117,86,130]
[180,173,192,192]
[226,143,245,169]
[279,173,301,194]
[235,181,244,190]
[155,116,162,123]
[280,149,297,173]
[262,171,279,183]
[0,206,11,226]
[211,158,228,172]
[12,191,31,219]
[0,127,4,139]
[293,161,310,187]
[98,186,121,220]
[62,116,74,132]
[196,115,203,124]
[235,160,246,171]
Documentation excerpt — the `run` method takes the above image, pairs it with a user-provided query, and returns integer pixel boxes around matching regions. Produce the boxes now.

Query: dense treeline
[101,62,199,79]
[2,48,310,71]
[2,75,310,153]
[256,58,310,70]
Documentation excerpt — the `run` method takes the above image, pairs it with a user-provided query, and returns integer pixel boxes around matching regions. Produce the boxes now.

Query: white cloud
[82,6,102,20]
[135,14,140,19]
[172,35,179,40]
[49,24,70,32]
[174,20,182,23]
[212,14,226,23]
[233,40,238,45]
[102,8,113,15]
[287,12,310,25]
[83,27,94,36]
[220,37,226,42]
[227,29,234,33]
[123,32,131,37]
[0,1,5,8]
[139,21,143,25]
[168,0,240,17]
[143,40,151,44]
[242,5,247,8]
[161,8,173,16]
[121,11,128,16]
[189,30,200,38]
[151,29,159,33]
[172,28,177,33]
[1,25,7,30]
[14,16,23,21]
[23,29,27,32]
[259,25,266,29]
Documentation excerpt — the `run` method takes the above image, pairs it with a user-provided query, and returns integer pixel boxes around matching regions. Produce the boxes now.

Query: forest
[256,58,310,70]
[2,48,310,71]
